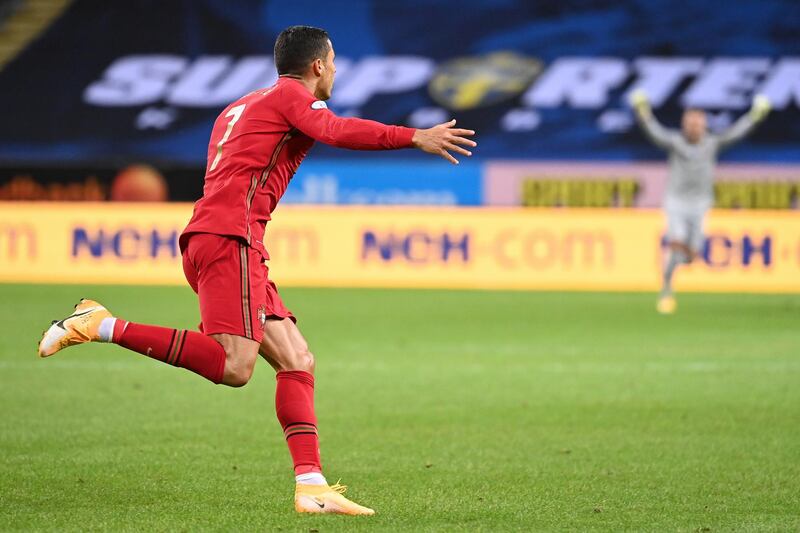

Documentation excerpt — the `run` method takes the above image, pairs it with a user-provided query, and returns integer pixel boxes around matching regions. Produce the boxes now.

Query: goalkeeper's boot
[295,482,375,515]
[38,299,111,357]
[656,295,677,315]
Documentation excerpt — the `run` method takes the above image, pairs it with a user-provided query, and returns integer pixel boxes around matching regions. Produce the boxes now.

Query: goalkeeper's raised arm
[714,94,771,151]
[629,89,678,150]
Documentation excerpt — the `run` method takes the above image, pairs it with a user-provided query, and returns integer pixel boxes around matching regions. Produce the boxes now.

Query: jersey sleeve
[712,113,758,152]
[636,112,678,151]
[278,82,415,150]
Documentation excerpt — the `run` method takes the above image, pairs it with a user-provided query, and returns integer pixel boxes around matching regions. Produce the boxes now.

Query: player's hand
[628,89,651,117]
[749,94,771,122]
[412,119,477,165]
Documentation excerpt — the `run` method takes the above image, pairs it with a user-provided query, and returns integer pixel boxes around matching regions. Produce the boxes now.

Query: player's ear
[312,58,324,77]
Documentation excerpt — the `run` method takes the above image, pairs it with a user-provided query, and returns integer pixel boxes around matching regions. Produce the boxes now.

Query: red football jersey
[180,76,415,259]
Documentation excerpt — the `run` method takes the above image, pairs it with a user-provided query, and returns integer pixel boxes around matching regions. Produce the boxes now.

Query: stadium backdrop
[0,0,798,292]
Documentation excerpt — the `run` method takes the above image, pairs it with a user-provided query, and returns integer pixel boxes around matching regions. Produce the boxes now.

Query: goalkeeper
[630,89,771,313]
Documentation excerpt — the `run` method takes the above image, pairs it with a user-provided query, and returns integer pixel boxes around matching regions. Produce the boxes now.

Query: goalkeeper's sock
[99,318,226,384]
[276,370,323,475]
[661,250,683,296]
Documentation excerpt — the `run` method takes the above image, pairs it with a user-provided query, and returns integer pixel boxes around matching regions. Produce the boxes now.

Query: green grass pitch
[1,284,799,531]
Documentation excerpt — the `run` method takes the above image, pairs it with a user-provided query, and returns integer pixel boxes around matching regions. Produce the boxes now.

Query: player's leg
[659,210,690,313]
[38,299,253,385]
[665,240,693,280]
[260,318,320,476]
[207,334,258,386]
[659,242,685,314]
[686,209,707,266]
[38,234,261,387]
[258,290,373,515]
[659,209,705,314]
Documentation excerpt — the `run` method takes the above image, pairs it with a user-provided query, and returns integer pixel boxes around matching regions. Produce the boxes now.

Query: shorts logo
[257,305,267,329]
[310,100,327,110]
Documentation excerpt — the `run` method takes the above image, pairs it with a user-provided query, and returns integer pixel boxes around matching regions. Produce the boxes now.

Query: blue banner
[283,161,481,206]
[0,0,798,164]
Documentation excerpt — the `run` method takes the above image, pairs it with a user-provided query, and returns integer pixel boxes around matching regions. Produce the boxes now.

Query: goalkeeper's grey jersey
[637,113,757,211]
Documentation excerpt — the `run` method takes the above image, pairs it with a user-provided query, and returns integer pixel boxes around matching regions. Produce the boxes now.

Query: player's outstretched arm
[629,89,676,150]
[411,119,476,165]
[715,94,771,151]
[280,83,475,159]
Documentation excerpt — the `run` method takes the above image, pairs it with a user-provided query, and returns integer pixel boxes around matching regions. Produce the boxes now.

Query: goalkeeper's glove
[628,89,651,117]
[749,94,771,122]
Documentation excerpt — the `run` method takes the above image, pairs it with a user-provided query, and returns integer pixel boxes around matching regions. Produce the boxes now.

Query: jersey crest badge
[258,305,267,328]
[310,100,328,110]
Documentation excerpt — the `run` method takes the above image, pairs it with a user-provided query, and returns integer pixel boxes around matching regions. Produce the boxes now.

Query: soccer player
[37,26,476,515]
[630,89,770,314]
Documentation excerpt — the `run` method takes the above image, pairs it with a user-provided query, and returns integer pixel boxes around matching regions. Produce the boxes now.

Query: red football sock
[112,321,226,384]
[275,370,322,475]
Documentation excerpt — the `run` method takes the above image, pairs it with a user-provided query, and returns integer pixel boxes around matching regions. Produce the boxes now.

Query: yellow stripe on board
[0,0,72,72]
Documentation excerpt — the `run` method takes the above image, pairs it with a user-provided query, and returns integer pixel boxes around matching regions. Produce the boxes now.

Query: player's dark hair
[274,26,331,76]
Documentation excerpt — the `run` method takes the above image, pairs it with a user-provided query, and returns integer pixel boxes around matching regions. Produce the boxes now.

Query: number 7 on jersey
[209,104,246,171]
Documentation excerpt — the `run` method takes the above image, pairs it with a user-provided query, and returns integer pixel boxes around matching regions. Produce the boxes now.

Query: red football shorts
[182,233,295,343]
